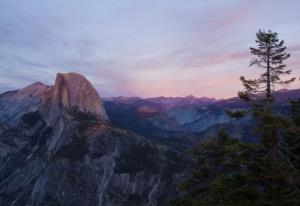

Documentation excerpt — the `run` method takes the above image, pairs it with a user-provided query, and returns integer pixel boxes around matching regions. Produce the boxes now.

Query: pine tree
[228,30,300,204]
[230,30,295,161]
[239,30,295,109]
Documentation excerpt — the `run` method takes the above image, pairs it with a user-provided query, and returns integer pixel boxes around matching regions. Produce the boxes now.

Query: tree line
[167,30,300,206]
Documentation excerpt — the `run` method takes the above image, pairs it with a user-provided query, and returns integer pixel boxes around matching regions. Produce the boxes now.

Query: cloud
[0,0,300,98]
[289,45,300,53]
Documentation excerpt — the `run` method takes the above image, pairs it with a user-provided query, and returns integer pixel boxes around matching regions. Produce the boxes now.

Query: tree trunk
[266,46,271,112]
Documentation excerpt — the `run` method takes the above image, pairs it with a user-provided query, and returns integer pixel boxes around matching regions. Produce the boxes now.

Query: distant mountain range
[104,95,217,108]
[103,89,300,145]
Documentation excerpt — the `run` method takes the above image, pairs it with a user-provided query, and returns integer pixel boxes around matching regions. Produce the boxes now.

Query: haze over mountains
[103,88,299,144]
[1,73,298,144]
[0,73,299,205]
[1,72,297,146]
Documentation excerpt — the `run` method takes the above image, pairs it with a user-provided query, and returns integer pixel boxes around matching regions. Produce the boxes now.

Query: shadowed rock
[0,72,186,206]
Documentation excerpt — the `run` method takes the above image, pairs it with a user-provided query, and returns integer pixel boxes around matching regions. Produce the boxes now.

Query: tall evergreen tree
[226,30,300,204]
[239,30,295,110]
[230,30,296,161]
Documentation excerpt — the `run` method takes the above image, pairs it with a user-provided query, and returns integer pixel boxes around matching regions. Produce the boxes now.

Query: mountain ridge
[103,88,300,145]
[0,72,187,206]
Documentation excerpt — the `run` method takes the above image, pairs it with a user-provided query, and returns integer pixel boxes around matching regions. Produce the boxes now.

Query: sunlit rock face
[0,72,108,126]
[48,73,108,124]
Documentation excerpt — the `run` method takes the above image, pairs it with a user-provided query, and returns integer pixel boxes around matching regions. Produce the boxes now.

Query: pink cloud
[215,2,253,30]
[180,50,250,68]
[289,45,300,52]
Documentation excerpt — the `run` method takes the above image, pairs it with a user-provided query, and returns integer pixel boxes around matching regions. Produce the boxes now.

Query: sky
[0,0,300,98]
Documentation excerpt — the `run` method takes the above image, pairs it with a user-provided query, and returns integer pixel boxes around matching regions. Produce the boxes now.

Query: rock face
[49,73,108,123]
[0,111,184,206]
[0,73,108,126]
[0,82,52,126]
[0,73,186,206]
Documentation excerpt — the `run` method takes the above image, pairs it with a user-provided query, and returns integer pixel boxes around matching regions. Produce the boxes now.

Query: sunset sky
[0,0,300,98]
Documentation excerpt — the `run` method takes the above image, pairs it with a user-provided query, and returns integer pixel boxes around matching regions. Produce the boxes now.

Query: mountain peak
[0,72,109,126]
[49,72,108,121]
[18,82,50,97]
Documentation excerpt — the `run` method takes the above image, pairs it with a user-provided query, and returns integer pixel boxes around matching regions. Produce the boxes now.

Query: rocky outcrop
[0,73,108,126]
[0,73,186,206]
[48,73,108,124]
[0,82,52,126]
[0,110,185,206]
